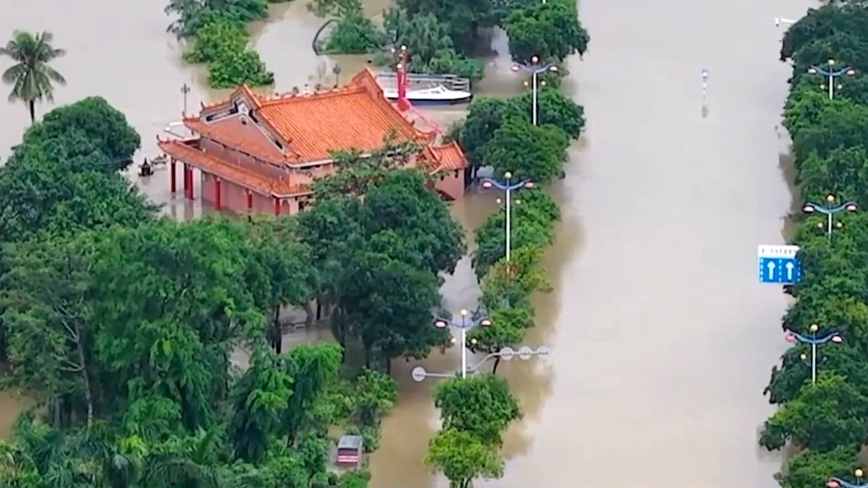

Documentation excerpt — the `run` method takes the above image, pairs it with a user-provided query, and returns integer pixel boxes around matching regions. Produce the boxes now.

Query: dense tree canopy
[762,3,868,487]
[0,96,489,488]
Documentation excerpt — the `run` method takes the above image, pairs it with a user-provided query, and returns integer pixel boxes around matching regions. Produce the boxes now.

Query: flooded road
[0,0,807,486]
[373,2,811,488]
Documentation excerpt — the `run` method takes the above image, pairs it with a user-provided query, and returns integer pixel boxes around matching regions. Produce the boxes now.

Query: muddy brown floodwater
[0,0,810,485]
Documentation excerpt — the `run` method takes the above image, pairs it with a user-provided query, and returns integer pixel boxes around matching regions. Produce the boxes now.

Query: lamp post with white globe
[803,194,858,240]
[511,56,558,125]
[807,59,856,100]
[784,324,843,384]
[480,172,534,261]
[828,469,868,488]
[433,309,491,379]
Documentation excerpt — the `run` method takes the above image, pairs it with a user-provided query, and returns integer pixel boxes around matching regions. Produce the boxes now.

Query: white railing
[376,72,470,92]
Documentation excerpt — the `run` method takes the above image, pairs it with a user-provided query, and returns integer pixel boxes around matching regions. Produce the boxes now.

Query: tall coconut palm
[0,30,66,123]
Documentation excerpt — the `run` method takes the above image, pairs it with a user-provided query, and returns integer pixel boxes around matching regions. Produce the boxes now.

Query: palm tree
[0,30,66,124]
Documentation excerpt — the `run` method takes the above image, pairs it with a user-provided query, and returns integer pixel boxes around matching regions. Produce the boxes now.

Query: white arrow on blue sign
[757,244,802,284]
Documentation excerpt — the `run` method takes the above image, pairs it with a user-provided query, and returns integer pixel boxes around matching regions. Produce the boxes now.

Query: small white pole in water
[701,69,709,102]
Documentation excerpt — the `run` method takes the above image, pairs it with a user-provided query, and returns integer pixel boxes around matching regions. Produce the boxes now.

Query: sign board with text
[757,244,801,284]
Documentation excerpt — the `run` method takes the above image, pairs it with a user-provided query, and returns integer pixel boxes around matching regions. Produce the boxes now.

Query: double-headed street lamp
[807,59,856,100]
[481,172,534,262]
[784,324,843,384]
[511,56,558,125]
[829,469,868,488]
[803,194,858,240]
[432,309,491,379]
[411,344,550,382]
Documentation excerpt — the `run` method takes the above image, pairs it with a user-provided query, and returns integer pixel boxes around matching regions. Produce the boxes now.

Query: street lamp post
[807,59,856,100]
[774,17,796,27]
[784,324,843,384]
[511,56,558,125]
[828,469,868,488]
[803,194,858,240]
[411,345,550,382]
[181,83,191,116]
[433,309,492,379]
[480,172,534,261]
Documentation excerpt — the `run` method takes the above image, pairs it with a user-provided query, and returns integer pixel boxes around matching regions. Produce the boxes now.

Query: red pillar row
[214,178,222,210]
[169,159,177,193]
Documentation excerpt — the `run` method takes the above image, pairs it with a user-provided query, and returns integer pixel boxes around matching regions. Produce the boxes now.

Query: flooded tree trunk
[304,302,315,327]
[75,338,94,427]
[491,356,502,375]
[270,307,282,354]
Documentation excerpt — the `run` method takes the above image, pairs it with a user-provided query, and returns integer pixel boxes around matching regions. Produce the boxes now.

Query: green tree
[760,374,868,452]
[512,87,585,139]
[0,30,66,123]
[24,96,142,170]
[325,10,387,54]
[433,374,521,446]
[425,428,504,488]
[483,117,569,183]
[381,11,484,81]
[244,216,316,353]
[90,218,265,430]
[1,234,100,428]
[282,343,342,445]
[776,446,861,488]
[797,145,868,206]
[504,0,589,64]
[394,0,498,53]
[467,304,531,375]
[473,189,560,277]
[459,97,518,177]
[229,348,293,462]
[790,98,868,169]
[165,0,270,38]
[336,251,445,369]
[765,344,868,405]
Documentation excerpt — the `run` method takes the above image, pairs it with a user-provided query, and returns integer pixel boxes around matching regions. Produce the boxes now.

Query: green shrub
[209,49,275,88]
[325,12,387,54]
[184,19,274,88]
[184,19,247,64]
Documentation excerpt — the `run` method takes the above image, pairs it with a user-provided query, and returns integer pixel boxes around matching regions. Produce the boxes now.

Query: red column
[247,190,254,212]
[182,164,189,199]
[169,159,177,193]
[273,197,281,215]
[185,166,194,200]
[396,63,410,112]
[214,178,222,210]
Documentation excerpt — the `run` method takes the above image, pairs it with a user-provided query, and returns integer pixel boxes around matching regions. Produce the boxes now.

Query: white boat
[382,85,473,105]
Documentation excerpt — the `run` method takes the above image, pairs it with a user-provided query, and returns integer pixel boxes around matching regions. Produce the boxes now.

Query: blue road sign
[757,245,801,284]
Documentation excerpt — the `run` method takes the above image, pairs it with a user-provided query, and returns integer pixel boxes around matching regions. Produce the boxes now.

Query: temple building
[157,69,467,216]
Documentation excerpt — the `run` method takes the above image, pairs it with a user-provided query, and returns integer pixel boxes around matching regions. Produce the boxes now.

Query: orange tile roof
[157,139,310,197]
[189,70,432,165]
[428,141,467,170]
